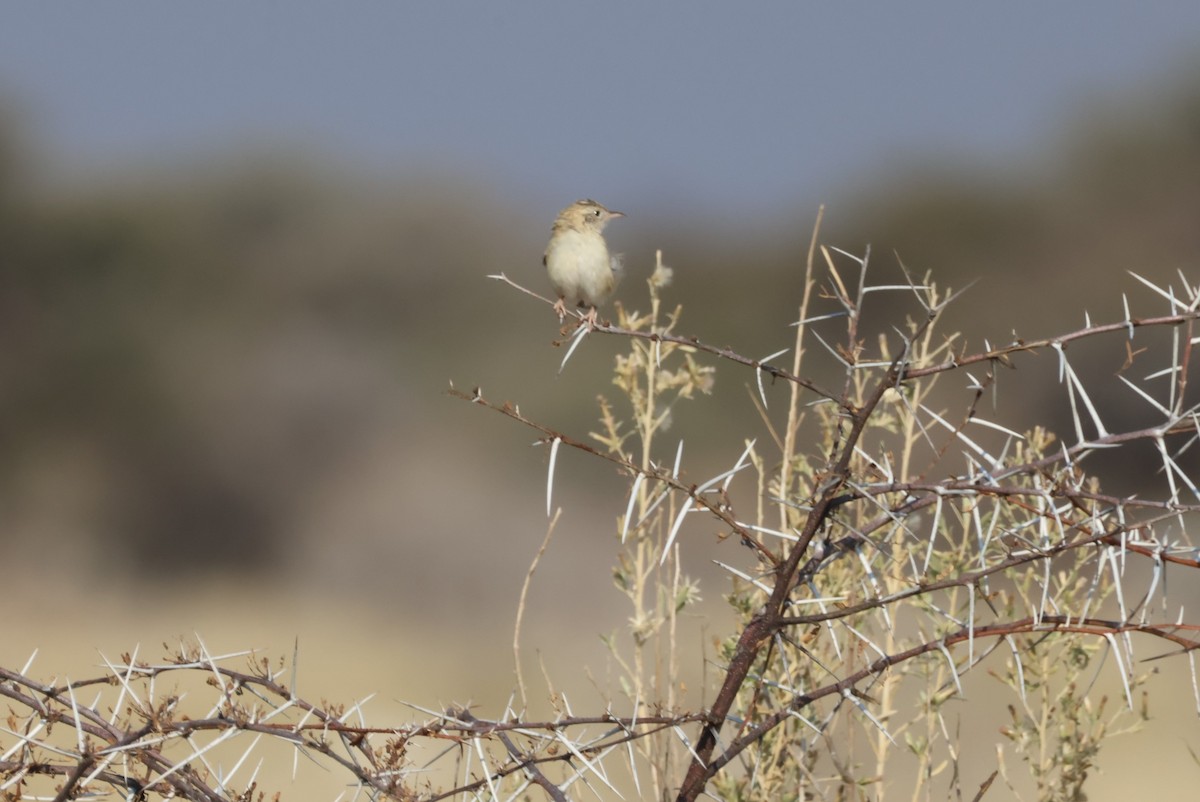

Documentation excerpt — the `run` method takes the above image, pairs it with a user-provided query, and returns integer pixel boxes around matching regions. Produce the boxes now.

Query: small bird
[543,199,624,325]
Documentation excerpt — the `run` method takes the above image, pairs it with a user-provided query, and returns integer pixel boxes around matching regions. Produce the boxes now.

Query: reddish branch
[0,656,708,802]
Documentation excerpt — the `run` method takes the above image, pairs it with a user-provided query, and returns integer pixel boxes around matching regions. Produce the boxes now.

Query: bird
[543,199,624,326]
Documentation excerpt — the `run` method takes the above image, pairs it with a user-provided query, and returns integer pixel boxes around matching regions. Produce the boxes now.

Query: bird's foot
[552,298,568,322]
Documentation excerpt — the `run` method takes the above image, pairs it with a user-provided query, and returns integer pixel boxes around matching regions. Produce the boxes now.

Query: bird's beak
[608,210,625,219]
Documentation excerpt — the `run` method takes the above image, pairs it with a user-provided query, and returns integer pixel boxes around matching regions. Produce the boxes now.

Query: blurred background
[3,4,1200,798]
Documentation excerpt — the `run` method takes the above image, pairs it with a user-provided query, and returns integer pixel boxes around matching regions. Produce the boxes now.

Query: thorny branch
[0,652,707,801]
[472,262,1200,801]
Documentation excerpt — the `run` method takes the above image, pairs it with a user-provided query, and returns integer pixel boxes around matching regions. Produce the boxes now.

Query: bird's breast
[545,229,614,306]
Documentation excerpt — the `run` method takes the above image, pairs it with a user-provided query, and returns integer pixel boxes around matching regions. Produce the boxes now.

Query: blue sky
[3,4,1199,218]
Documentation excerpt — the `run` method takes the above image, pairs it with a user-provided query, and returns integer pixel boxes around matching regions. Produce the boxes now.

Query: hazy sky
[3,4,1199,218]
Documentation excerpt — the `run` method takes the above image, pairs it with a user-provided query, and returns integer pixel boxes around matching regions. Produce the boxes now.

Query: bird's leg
[581,306,600,329]
[553,297,568,321]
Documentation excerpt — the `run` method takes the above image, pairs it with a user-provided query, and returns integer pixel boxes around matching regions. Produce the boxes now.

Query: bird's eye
[593,209,601,216]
